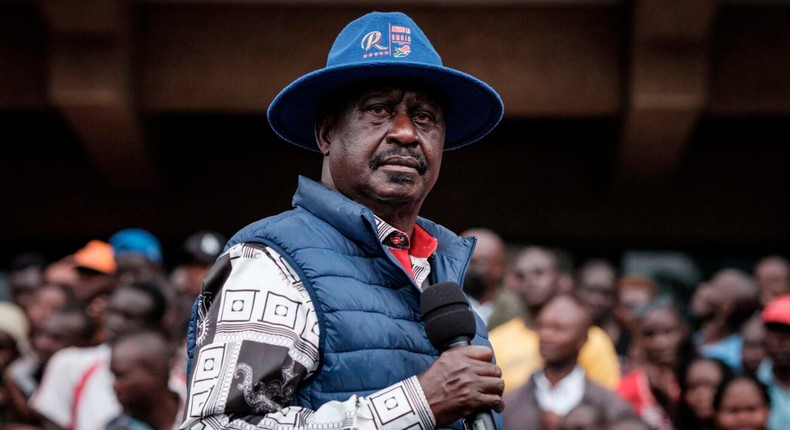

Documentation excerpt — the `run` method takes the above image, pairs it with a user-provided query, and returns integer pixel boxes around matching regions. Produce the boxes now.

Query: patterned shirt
[181,217,438,430]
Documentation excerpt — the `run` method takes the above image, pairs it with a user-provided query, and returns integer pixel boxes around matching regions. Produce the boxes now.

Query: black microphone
[420,281,497,430]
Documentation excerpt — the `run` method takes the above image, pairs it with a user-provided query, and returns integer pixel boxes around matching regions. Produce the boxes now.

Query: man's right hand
[417,345,505,427]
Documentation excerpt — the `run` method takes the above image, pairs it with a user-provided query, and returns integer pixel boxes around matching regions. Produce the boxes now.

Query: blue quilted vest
[220,176,500,429]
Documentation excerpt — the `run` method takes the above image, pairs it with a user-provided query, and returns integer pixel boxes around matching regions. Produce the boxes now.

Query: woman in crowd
[678,357,732,430]
[617,297,694,430]
[713,375,770,430]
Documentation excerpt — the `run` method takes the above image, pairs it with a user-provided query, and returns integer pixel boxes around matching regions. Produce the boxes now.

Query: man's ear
[315,115,335,156]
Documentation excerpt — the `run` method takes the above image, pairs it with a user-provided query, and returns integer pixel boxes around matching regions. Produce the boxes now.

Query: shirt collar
[535,365,585,391]
[374,215,438,258]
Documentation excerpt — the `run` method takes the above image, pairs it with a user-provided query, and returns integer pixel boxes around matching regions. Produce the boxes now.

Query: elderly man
[182,11,505,430]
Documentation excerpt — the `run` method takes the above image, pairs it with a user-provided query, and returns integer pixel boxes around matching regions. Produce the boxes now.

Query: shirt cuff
[364,376,436,429]
[404,376,436,428]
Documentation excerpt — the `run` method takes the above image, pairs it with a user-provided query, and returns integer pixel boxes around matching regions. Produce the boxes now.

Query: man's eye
[413,112,435,124]
[368,105,389,115]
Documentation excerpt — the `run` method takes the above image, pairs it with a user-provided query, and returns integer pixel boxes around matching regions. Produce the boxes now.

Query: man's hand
[417,345,505,427]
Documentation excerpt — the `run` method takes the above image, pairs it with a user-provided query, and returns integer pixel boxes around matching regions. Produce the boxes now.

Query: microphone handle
[444,336,472,350]
[465,411,496,430]
[441,336,497,430]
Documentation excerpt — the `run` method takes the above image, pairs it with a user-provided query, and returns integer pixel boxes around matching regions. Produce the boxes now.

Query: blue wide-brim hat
[267,11,504,152]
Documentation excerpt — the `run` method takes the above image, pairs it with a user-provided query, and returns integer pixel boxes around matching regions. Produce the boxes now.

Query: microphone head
[420,281,477,350]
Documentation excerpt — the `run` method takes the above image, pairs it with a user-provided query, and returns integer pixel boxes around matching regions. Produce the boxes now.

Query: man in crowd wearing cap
[109,228,165,286]
[183,11,505,430]
[758,294,790,430]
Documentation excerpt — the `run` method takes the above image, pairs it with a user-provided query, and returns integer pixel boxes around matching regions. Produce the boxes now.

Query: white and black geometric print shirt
[181,218,436,430]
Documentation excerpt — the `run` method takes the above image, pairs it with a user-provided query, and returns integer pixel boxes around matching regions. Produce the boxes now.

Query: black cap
[183,231,226,265]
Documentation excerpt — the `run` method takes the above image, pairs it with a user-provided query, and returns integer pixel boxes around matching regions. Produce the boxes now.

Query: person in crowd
[610,417,652,430]
[0,302,30,425]
[754,256,790,308]
[106,331,184,430]
[608,417,650,430]
[31,282,169,430]
[43,256,79,290]
[182,11,506,430]
[4,306,95,426]
[70,240,117,331]
[502,294,635,429]
[4,253,47,314]
[618,297,692,430]
[741,313,767,377]
[109,228,166,286]
[678,357,733,430]
[25,283,78,333]
[614,275,659,372]
[169,230,226,335]
[757,294,790,430]
[691,269,759,372]
[490,246,620,394]
[576,259,620,343]
[460,227,524,330]
[559,404,604,430]
[713,375,770,430]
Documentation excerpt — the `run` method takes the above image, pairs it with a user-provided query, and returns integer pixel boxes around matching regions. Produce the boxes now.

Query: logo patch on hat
[361,24,412,59]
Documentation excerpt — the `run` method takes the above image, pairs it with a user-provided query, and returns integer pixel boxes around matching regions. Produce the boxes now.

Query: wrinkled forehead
[318,78,448,117]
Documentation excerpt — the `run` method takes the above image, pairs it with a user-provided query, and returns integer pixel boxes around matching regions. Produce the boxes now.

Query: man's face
[33,312,91,366]
[755,259,790,306]
[640,307,685,368]
[690,282,720,321]
[616,286,652,327]
[509,250,559,308]
[111,342,162,412]
[765,322,790,368]
[537,297,588,365]
[576,265,617,323]
[318,84,445,212]
[468,233,506,289]
[103,287,157,344]
[741,317,766,374]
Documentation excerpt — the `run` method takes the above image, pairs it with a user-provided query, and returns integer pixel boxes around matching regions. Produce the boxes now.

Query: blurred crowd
[0,226,788,430]
[0,228,225,430]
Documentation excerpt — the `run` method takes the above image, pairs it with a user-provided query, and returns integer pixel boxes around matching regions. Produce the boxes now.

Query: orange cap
[73,240,116,275]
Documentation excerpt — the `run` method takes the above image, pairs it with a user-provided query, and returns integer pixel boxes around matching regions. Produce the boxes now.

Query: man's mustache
[369,148,428,175]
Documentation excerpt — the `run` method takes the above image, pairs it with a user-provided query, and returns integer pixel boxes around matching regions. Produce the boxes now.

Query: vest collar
[292,176,475,285]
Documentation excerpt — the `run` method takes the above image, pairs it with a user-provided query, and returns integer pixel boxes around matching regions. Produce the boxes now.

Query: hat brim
[267,61,504,152]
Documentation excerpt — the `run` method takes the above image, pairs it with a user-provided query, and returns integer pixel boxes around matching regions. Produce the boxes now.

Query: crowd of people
[462,231,790,430]
[0,226,787,430]
[0,228,225,430]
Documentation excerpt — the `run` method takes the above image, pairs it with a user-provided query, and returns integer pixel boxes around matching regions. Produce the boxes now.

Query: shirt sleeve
[578,326,621,390]
[180,243,436,430]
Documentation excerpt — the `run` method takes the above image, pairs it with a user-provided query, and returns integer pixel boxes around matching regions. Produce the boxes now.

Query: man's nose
[386,112,419,145]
